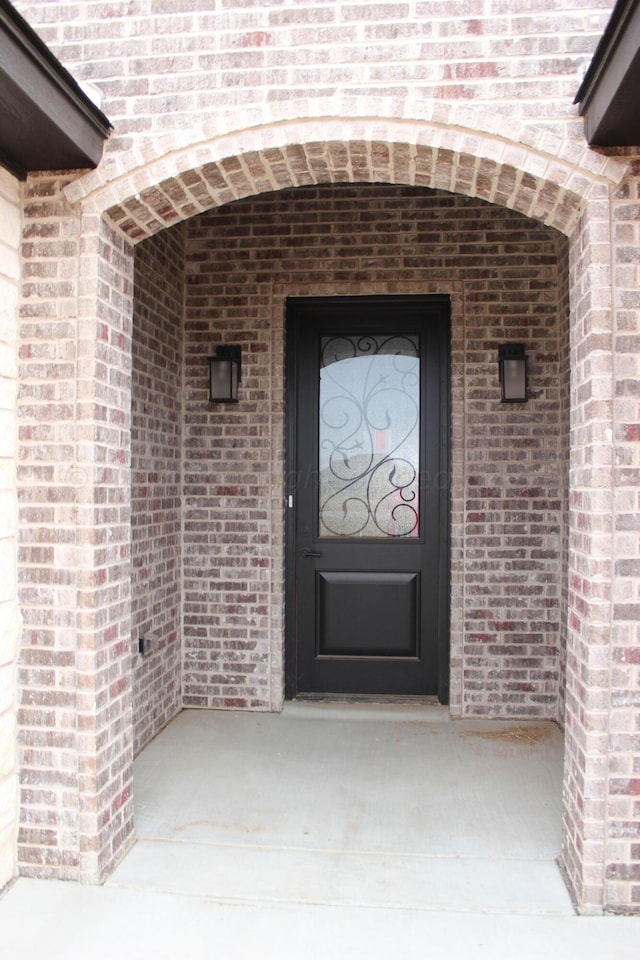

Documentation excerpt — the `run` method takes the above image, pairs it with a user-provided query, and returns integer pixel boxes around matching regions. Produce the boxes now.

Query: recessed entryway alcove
[123,178,573,913]
[129,181,571,748]
[14,104,624,913]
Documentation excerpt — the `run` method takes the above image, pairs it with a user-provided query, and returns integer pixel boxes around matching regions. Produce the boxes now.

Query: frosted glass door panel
[319,334,420,539]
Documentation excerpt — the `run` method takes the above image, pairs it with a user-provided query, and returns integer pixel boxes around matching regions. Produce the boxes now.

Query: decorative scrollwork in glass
[319,334,420,538]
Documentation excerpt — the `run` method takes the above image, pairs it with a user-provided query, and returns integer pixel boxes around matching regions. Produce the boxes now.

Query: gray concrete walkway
[2,703,639,958]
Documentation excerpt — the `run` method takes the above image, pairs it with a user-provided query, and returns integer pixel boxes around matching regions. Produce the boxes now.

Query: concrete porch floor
[2,702,640,958]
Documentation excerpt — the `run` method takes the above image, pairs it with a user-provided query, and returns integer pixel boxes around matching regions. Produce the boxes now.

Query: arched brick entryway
[67,106,623,238]
[16,110,628,912]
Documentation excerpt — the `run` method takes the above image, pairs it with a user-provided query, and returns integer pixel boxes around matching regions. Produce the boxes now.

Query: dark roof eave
[0,0,112,179]
[575,0,640,147]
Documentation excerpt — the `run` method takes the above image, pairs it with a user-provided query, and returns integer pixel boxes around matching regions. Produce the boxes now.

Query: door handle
[302,547,323,558]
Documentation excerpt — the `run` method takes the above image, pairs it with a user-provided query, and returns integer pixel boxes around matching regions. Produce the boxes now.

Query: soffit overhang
[575,0,640,147]
[0,0,111,179]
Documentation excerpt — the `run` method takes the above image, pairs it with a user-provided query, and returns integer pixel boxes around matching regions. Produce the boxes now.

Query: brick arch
[60,105,626,909]
[64,109,627,240]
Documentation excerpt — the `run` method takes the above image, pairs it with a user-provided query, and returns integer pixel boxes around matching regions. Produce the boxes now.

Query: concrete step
[107,837,575,916]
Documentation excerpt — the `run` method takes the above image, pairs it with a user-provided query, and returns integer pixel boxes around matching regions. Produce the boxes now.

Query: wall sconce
[498,343,528,403]
[208,345,241,403]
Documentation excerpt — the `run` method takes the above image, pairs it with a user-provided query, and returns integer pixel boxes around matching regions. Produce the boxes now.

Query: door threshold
[292,693,441,706]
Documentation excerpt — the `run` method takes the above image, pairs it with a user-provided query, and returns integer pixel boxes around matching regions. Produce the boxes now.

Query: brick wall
[460,211,568,716]
[131,226,185,755]
[557,232,571,723]
[181,183,569,717]
[13,0,614,151]
[0,168,20,890]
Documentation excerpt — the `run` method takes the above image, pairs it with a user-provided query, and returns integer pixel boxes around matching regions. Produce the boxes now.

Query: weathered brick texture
[131,227,185,754]
[0,167,20,891]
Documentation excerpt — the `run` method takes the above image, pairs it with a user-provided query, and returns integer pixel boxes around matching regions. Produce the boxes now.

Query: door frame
[284,294,451,702]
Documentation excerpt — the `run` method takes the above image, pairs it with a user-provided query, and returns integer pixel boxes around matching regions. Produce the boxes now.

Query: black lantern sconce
[208,345,242,403]
[498,343,528,403]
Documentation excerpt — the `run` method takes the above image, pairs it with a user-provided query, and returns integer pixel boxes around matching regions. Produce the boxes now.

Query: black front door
[285,296,449,700]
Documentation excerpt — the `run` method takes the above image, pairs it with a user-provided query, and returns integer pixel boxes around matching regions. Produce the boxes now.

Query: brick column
[18,186,135,882]
[562,194,615,913]
[0,168,20,889]
[75,215,134,881]
[605,168,640,914]
[18,176,83,878]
